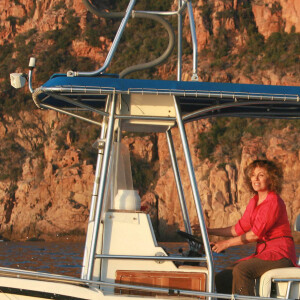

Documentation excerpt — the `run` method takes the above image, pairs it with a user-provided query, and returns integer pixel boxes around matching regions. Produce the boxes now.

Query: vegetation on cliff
[197,118,300,163]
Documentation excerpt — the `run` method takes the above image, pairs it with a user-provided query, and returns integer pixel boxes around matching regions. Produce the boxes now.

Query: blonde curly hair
[244,159,283,194]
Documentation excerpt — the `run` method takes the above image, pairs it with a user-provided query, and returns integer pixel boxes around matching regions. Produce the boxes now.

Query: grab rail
[272,278,300,299]
[95,254,206,263]
[186,0,198,80]
[0,267,282,300]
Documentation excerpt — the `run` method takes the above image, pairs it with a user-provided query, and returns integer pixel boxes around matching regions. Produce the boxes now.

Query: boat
[7,0,300,299]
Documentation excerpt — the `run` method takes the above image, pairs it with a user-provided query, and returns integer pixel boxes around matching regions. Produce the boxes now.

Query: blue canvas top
[42,74,300,98]
[36,74,300,121]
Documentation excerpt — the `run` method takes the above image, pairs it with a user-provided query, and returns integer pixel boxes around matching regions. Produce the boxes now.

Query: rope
[32,88,42,109]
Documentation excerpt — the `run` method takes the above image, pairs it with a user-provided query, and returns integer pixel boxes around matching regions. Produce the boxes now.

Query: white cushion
[259,267,300,299]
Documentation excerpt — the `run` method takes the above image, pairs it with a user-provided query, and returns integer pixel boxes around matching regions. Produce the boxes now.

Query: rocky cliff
[0,110,96,240]
[0,0,299,241]
[142,121,300,241]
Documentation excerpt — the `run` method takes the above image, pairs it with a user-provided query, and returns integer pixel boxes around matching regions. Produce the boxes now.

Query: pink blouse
[235,191,298,266]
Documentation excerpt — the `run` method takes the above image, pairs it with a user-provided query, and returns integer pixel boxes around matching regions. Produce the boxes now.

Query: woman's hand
[210,240,229,253]
[210,230,258,253]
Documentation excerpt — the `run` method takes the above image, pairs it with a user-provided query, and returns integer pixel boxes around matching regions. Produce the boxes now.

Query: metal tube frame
[173,96,214,299]
[74,0,137,77]
[39,104,102,126]
[65,0,196,80]
[272,278,300,299]
[39,100,300,129]
[186,0,198,81]
[116,115,176,121]
[113,121,123,201]
[95,254,206,262]
[182,100,297,122]
[46,93,109,116]
[86,92,117,280]
[67,0,191,79]
[81,97,111,279]
[38,86,300,102]
[28,69,34,93]
[166,129,191,233]
[177,0,183,81]
[0,266,281,300]
[177,0,188,15]
[88,96,112,223]
[286,281,292,299]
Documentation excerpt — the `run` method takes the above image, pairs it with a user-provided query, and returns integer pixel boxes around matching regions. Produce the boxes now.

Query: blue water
[0,241,298,277]
[0,241,84,276]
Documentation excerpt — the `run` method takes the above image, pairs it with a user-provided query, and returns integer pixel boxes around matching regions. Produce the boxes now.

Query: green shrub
[270,1,282,15]
[28,0,36,18]
[0,137,26,182]
[263,31,300,68]
[197,118,300,163]
[199,1,214,35]
[197,118,257,161]
[15,29,37,69]
[53,1,66,10]
[130,156,159,196]
[216,9,235,21]
[6,16,17,29]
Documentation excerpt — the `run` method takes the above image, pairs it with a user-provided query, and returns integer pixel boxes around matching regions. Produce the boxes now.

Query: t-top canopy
[33,74,300,124]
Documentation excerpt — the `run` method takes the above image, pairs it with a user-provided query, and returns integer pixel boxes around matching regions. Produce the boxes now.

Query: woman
[208,159,297,297]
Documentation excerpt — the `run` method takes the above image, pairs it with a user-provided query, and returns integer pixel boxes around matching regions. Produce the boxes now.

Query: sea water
[0,241,298,277]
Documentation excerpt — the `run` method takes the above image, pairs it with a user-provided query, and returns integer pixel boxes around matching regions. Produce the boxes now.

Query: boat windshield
[104,142,136,211]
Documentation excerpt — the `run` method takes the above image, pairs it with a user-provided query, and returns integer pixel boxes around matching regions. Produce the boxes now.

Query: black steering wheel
[177,230,204,264]
[177,230,203,247]
[177,230,225,255]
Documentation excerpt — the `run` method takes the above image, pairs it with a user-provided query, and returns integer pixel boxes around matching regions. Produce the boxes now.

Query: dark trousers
[215,257,293,297]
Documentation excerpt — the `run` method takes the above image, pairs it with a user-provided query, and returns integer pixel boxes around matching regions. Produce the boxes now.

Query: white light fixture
[10,73,27,89]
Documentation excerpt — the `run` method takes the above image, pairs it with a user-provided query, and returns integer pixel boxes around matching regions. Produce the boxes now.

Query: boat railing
[35,84,300,101]
[272,278,300,300]
[95,253,206,263]
[0,266,284,300]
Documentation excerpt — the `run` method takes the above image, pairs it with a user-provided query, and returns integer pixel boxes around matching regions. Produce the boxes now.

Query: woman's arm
[207,225,237,237]
[211,230,259,253]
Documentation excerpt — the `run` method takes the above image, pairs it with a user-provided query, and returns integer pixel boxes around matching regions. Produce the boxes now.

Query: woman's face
[250,167,270,193]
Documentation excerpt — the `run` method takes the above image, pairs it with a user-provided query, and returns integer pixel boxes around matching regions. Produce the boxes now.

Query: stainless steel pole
[81,96,111,279]
[166,129,191,233]
[177,0,183,81]
[74,0,137,77]
[87,92,117,280]
[173,96,214,298]
[186,0,198,81]
[89,96,111,222]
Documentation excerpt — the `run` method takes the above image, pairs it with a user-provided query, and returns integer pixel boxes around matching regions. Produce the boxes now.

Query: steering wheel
[177,230,204,264]
[177,230,203,247]
[177,230,225,255]
[177,230,204,253]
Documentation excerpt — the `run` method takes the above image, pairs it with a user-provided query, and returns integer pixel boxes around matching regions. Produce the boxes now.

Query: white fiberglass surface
[105,142,140,211]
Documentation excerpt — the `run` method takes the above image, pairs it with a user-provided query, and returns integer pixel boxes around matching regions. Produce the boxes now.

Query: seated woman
[208,159,298,297]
